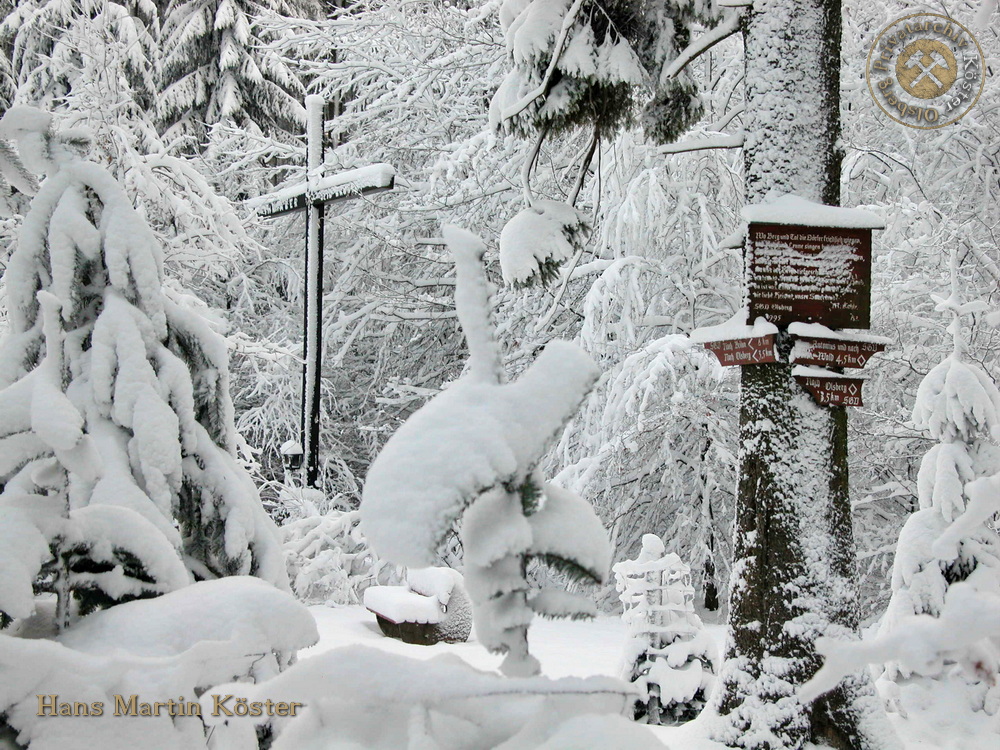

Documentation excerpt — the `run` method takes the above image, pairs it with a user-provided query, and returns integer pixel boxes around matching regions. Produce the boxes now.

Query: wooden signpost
[251,95,395,487]
[704,335,777,367]
[747,223,872,329]
[690,198,886,409]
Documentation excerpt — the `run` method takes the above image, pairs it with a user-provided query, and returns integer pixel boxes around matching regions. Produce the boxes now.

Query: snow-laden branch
[499,0,587,123]
[662,12,742,81]
[800,582,1000,703]
[656,133,744,155]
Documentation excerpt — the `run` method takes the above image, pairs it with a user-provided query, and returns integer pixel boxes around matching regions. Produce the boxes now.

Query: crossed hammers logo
[906,50,949,89]
[897,40,958,99]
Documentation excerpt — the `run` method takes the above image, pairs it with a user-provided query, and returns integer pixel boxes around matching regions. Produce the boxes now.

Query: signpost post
[699,194,889,745]
[251,95,395,488]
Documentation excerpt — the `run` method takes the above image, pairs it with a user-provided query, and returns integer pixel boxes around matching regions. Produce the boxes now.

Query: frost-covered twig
[656,133,744,155]
[662,12,742,80]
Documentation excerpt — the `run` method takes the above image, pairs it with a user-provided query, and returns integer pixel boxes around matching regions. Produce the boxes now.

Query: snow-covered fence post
[361,225,609,677]
[615,534,716,725]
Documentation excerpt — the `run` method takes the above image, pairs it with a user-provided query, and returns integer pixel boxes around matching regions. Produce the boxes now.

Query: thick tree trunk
[713,0,898,747]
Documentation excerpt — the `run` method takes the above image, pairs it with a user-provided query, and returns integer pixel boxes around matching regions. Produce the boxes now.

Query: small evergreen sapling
[361,224,609,676]
[0,107,286,629]
[877,265,1000,712]
[614,534,717,725]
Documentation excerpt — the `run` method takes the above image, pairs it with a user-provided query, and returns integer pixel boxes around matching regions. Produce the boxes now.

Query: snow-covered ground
[305,604,998,749]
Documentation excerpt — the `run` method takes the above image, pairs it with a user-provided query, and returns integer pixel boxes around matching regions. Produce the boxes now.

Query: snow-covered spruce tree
[614,534,717,725]
[158,0,308,147]
[0,108,286,630]
[361,225,609,677]
[0,0,160,114]
[876,267,1000,712]
[492,0,726,143]
[712,0,898,747]
[492,0,737,296]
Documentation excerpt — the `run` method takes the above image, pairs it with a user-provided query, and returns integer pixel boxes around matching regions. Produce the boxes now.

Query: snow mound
[60,576,317,659]
[198,645,665,748]
[499,200,590,286]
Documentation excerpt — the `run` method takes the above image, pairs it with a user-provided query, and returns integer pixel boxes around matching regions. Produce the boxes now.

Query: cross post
[250,96,395,488]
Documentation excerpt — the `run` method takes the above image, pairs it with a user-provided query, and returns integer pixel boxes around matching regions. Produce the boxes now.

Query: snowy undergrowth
[1,578,317,750]
[292,603,999,750]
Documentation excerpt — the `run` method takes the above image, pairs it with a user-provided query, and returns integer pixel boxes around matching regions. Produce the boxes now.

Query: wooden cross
[250,95,395,488]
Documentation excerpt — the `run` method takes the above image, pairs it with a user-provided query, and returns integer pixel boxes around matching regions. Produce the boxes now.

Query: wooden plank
[256,180,395,218]
[791,336,885,368]
[794,372,865,407]
[747,223,872,329]
[703,334,777,367]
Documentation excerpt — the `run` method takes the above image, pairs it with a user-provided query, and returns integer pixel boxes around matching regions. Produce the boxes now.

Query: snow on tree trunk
[712,2,898,748]
[0,107,286,629]
[614,535,717,726]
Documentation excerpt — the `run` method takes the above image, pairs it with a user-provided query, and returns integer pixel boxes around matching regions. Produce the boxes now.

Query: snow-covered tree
[614,534,717,725]
[282,507,402,605]
[361,225,609,676]
[0,107,286,630]
[158,0,308,147]
[491,0,727,144]
[556,333,736,607]
[877,262,1000,712]
[0,0,160,113]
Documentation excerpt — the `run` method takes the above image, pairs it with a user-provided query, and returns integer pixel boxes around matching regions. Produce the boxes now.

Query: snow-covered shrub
[0,577,318,750]
[0,107,286,629]
[361,225,609,677]
[499,199,590,287]
[802,580,1000,711]
[282,508,402,605]
[877,287,1000,714]
[201,646,667,750]
[614,534,716,724]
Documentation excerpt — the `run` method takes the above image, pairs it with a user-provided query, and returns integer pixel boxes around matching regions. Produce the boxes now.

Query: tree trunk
[713,0,898,747]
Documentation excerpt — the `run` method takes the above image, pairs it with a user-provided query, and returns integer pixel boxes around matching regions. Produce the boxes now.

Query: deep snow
[303,604,999,749]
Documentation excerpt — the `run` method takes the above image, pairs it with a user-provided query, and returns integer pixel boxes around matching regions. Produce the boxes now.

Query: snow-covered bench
[363,567,471,645]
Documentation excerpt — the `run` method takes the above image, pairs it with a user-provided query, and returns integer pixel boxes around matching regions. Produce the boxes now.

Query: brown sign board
[794,374,865,407]
[792,337,885,369]
[748,223,872,329]
[704,335,777,367]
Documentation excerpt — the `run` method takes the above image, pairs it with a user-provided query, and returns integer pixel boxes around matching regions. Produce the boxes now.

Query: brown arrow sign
[792,337,885,369]
[795,374,865,407]
[704,335,777,367]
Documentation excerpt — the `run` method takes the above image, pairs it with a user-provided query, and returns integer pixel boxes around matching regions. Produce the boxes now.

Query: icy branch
[656,133,744,155]
[662,13,742,81]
